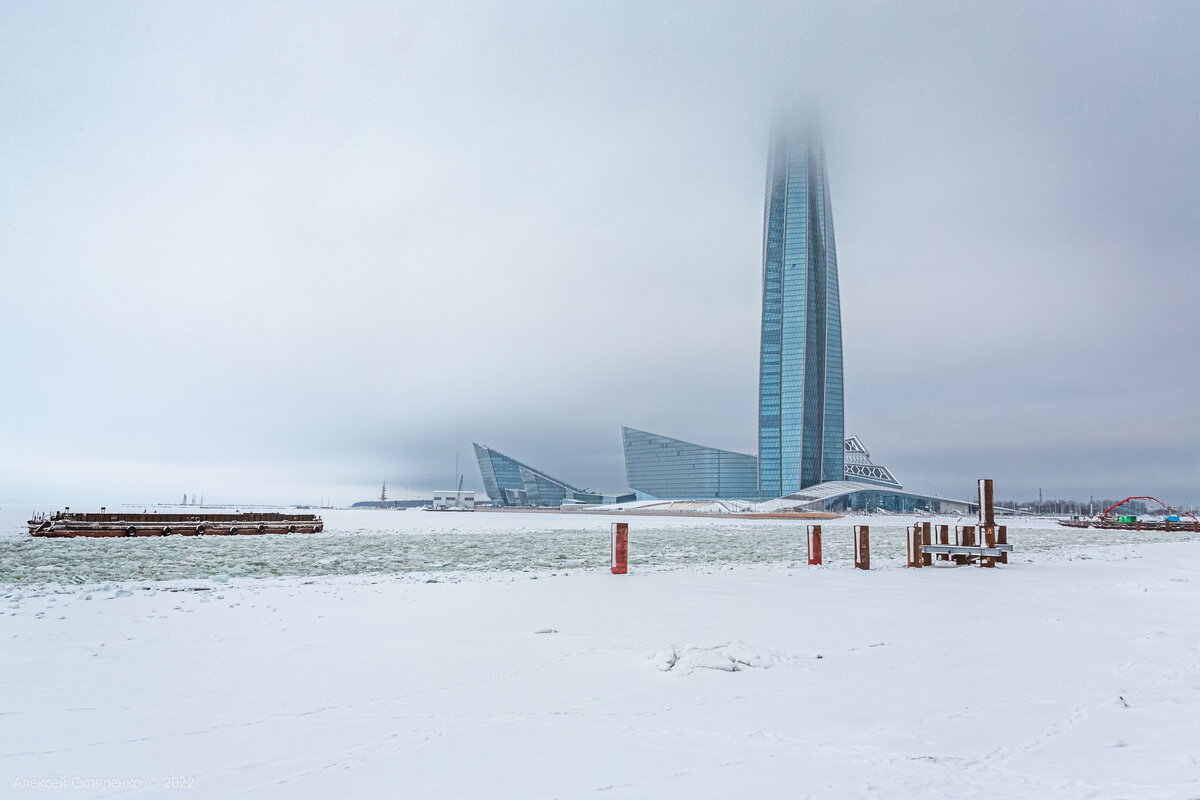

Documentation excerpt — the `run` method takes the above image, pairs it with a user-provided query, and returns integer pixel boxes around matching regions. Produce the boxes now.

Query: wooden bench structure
[804,481,1014,570]
[905,480,1013,568]
[921,544,1013,557]
[906,523,1012,568]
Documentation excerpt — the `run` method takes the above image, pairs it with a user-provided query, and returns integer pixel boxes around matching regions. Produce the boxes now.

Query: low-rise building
[431,490,475,510]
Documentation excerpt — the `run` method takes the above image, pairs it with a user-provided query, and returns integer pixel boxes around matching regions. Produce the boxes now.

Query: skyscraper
[757,117,844,497]
[481,114,971,513]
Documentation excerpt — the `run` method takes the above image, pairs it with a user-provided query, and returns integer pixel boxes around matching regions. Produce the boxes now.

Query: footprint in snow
[652,641,790,673]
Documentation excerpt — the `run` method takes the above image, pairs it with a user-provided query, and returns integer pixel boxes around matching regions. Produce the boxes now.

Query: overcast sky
[2,1,1198,507]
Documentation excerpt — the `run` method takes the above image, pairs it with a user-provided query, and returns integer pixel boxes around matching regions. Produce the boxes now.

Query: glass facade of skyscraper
[621,426,759,500]
[757,118,845,497]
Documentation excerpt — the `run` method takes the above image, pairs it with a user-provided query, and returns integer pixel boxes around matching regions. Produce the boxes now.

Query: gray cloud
[2,1,1197,506]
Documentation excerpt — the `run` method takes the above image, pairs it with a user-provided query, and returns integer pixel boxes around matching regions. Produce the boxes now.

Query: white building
[431,490,475,511]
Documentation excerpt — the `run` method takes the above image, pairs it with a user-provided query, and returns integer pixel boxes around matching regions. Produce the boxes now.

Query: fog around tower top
[2,2,1198,505]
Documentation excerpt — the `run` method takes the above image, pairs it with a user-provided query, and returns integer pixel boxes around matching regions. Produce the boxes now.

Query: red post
[807,524,823,565]
[854,525,870,570]
[997,525,1008,564]
[921,522,933,566]
[610,522,628,574]
[982,526,996,568]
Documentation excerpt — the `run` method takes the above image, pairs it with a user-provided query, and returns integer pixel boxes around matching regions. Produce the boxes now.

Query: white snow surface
[2,506,1199,798]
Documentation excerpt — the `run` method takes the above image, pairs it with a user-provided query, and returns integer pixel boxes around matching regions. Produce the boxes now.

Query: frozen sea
[2,504,1196,586]
[3,504,1199,798]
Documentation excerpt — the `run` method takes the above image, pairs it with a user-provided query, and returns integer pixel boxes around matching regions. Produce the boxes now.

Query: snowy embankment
[2,519,1198,798]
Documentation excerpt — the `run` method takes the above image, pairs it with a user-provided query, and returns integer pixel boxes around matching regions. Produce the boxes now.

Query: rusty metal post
[854,525,870,570]
[936,524,950,561]
[953,525,975,565]
[905,526,921,568]
[977,478,995,530]
[610,522,628,574]
[807,524,823,565]
[997,524,1008,564]
[921,521,933,566]
[978,478,997,568]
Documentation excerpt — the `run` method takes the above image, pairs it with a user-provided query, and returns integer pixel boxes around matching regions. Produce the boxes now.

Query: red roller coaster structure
[1099,496,1198,523]
[1058,496,1199,531]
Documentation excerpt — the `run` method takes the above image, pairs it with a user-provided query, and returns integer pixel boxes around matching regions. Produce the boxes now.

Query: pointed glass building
[757,117,844,497]
[473,442,636,507]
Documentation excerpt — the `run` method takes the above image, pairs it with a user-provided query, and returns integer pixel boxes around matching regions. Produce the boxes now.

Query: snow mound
[652,641,789,673]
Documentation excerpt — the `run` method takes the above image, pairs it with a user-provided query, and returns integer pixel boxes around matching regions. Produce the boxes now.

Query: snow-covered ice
[3,506,1195,585]
[2,506,1199,798]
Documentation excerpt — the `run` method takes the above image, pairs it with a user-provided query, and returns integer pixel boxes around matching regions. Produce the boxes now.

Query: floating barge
[28,511,324,538]
[1057,517,1199,532]
[1056,495,1199,532]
